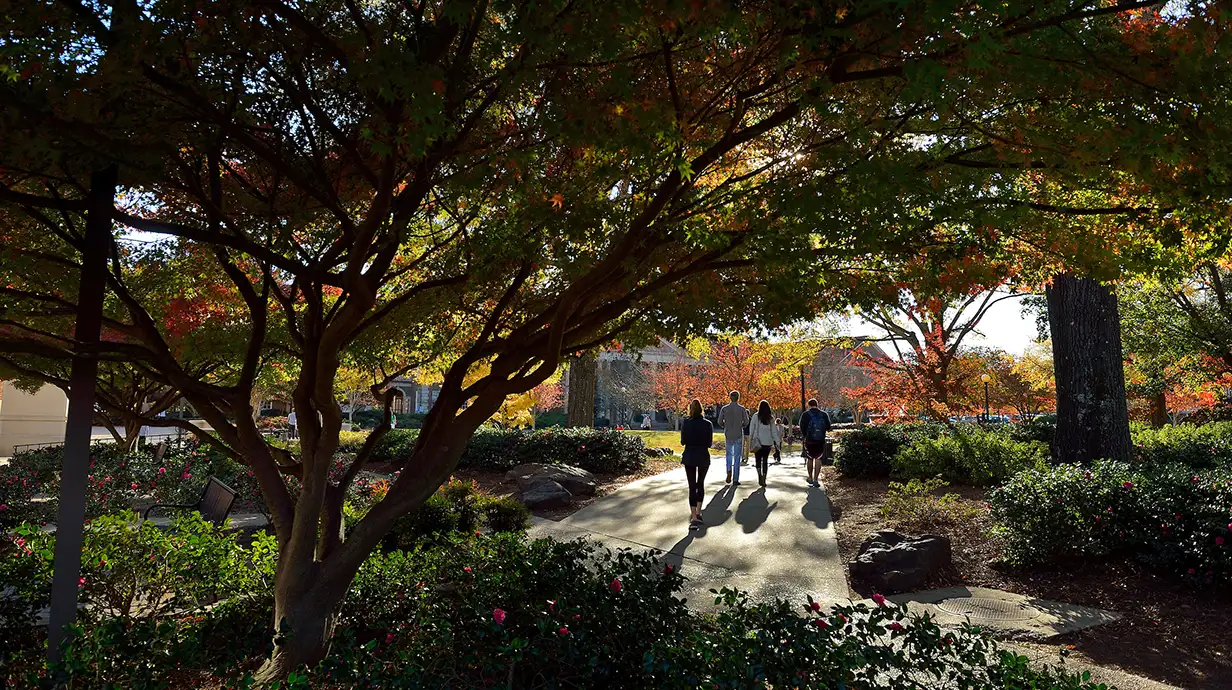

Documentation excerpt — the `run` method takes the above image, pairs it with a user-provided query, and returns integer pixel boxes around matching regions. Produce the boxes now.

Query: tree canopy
[2,0,1230,680]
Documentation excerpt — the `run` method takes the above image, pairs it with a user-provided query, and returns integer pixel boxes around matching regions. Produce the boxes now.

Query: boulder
[517,477,572,509]
[645,447,665,458]
[506,463,598,497]
[848,529,952,593]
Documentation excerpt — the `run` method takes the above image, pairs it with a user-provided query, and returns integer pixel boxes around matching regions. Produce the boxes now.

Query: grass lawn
[622,429,683,454]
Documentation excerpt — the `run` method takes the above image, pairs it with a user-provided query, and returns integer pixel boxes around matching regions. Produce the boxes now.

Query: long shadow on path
[734,488,776,534]
[800,487,832,530]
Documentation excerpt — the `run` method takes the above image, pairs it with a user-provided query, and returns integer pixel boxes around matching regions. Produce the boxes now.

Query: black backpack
[805,410,828,442]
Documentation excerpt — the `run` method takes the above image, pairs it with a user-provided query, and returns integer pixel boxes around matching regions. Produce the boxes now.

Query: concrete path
[536,454,847,609]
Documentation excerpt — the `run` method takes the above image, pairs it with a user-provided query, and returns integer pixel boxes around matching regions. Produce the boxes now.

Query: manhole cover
[935,597,1037,622]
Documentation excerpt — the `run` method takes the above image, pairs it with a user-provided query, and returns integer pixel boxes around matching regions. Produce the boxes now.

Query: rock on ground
[507,463,598,497]
[849,529,952,593]
[517,477,573,509]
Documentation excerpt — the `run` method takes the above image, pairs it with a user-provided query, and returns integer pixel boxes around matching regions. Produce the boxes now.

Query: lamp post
[981,373,992,423]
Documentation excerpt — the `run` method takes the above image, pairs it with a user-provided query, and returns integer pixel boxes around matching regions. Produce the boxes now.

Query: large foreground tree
[3,0,1228,680]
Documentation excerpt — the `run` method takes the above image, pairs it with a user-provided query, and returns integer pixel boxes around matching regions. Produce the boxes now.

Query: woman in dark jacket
[680,398,713,530]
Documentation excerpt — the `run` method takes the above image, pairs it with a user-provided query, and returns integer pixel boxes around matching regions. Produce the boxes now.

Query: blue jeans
[726,439,743,482]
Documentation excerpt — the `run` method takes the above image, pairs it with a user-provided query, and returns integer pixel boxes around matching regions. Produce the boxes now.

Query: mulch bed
[821,467,1232,689]
[455,455,682,521]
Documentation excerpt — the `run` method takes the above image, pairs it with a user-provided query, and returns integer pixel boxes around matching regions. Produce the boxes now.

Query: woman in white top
[747,400,781,487]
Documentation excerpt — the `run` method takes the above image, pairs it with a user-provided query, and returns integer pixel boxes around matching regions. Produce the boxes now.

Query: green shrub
[370,428,421,464]
[892,429,1050,486]
[459,426,647,474]
[18,532,1109,690]
[880,478,983,530]
[379,478,530,549]
[479,494,531,532]
[1131,421,1232,468]
[833,423,949,478]
[990,461,1232,581]
[1009,414,1056,446]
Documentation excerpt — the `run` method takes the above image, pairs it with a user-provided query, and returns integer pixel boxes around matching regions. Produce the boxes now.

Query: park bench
[143,476,237,527]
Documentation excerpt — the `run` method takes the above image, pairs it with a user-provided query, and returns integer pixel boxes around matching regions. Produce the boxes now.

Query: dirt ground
[454,455,681,521]
[821,467,1232,690]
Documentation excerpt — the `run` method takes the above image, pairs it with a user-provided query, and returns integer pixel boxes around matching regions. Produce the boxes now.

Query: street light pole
[981,373,991,423]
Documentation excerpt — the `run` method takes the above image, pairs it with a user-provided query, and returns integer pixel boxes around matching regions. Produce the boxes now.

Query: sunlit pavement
[531,454,847,611]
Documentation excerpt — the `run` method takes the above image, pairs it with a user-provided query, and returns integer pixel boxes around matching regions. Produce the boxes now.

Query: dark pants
[685,461,709,507]
[754,445,771,478]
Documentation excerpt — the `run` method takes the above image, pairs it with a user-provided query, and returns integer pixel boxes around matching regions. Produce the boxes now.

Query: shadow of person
[697,484,736,534]
[734,487,776,534]
[801,486,833,530]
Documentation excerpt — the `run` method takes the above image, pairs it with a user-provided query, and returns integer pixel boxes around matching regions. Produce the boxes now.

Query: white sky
[837,293,1042,356]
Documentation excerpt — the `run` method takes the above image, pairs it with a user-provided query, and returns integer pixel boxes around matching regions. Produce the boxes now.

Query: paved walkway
[533,454,847,609]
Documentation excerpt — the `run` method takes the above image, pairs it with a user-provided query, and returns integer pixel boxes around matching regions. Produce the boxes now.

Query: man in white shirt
[717,391,750,485]
[287,410,298,439]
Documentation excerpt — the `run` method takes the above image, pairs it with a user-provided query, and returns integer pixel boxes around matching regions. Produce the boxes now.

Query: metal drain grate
[935,597,1038,622]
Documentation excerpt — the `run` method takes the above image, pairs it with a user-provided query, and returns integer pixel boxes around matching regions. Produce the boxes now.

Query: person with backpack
[799,399,831,488]
[717,391,750,485]
[680,399,714,530]
[747,400,781,487]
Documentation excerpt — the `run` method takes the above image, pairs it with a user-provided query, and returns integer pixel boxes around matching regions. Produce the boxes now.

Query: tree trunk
[1047,274,1133,464]
[253,578,346,685]
[1149,390,1169,428]
[566,353,597,427]
[123,418,143,452]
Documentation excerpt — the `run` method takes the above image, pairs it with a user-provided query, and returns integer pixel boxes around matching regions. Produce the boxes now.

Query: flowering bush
[990,461,1232,581]
[10,533,1108,690]
[892,429,1049,486]
[376,478,529,550]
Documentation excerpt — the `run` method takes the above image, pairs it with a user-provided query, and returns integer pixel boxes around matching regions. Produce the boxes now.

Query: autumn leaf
[550,193,564,210]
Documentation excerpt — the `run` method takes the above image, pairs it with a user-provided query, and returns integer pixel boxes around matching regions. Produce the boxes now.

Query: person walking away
[680,399,714,530]
[717,391,749,485]
[747,401,780,487]
[773,417,787,463]
[287,409,298,440]
[800,399,831,488]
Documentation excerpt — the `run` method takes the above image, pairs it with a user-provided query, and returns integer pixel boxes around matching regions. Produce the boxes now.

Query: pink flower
[158,467,166,475]
[0,504,6,511]
[131,483,139,490]
[812,619,827,628]
[871,593,886,607]
[1218,537,1225,546]
[664,565,673,574]
[1188,568,1196,574]
[890,622,903,631]
[810,601,821,611]
[1123,481,1133,489]
[77,577,85,588]
[14,538,25,548]
[837,614,848,624]
[609,578,622,593]
[558,627,569,636]
[1193,476,1200,483]
[548,600,556,613]
[493,608,506,625]
[572,614,580,621]
[463,566,472,573]
[385,633,395,644]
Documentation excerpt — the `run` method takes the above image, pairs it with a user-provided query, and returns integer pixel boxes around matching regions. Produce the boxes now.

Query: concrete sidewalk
[536,454,848,609]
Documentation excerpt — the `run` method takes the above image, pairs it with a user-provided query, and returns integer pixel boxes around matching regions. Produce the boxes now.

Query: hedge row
[989,461,1232,581]
[372,426,648,474]
[4,529,1107,690]
[834,423,1048,486]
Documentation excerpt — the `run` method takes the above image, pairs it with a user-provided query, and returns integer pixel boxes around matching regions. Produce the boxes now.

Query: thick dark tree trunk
[253,576,346,684]
[1149,390,1169,428]
[1047,274,1133,464]
[566,353,597,427]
